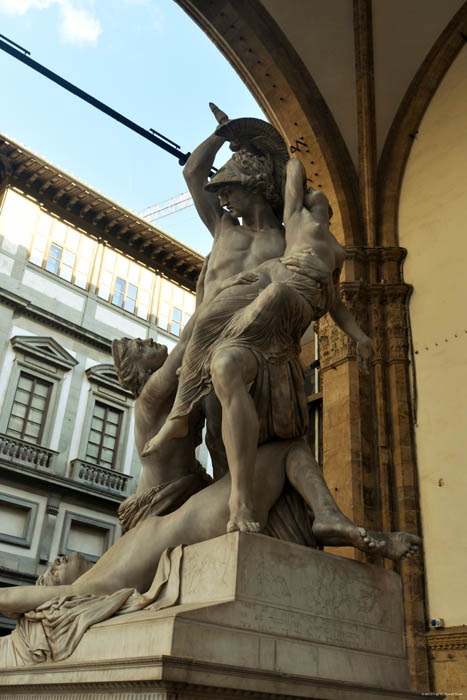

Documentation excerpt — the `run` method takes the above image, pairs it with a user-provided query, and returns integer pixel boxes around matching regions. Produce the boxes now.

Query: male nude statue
[131,106,419,549]
[139,106,287,526]
[143,154,372,534]
[102,105,286,525]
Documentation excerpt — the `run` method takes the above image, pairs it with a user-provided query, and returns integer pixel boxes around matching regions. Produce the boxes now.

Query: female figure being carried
[143,157,373,533]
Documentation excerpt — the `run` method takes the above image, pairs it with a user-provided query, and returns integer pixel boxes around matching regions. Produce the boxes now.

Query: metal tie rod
[0,34,192,166]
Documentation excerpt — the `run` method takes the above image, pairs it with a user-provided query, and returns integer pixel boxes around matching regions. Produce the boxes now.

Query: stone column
[318,245,429,688]
[318,280,375,560]
[384,282,429,689]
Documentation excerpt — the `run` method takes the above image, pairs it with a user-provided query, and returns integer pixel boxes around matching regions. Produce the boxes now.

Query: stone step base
[0,533,419,698]
[0,654,424,700]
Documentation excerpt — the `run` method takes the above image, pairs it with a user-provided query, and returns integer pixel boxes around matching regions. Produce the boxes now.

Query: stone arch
[175,0,361,246]
[377,2,467,247]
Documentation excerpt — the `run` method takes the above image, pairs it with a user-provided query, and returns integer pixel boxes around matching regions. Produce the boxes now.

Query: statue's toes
[238,520,261,533]
[358,527,383,551]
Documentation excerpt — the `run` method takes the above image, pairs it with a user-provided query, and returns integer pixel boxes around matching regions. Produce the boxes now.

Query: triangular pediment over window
[86,363,133,399]
[10,335,78,372]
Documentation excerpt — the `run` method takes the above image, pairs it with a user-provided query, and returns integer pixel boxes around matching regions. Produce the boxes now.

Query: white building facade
[0,135,204,635]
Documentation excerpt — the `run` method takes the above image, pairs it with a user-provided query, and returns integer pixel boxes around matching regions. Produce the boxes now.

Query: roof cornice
[0,134,204,291]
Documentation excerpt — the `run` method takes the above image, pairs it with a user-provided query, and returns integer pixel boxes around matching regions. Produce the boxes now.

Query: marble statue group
[0,106,420,665]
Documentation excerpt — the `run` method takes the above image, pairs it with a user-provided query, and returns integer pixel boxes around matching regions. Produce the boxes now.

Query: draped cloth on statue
[118,470,210,533]
[169,255,331,444]
[265,478,317,548]
[0,546,183,668]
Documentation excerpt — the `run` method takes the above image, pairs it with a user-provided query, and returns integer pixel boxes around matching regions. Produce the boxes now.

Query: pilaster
[317,245,429,689]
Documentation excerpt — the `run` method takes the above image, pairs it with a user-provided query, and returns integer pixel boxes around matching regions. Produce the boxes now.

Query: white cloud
[0,0,102,45]
[0,0,55,13]
[58,2,101,45]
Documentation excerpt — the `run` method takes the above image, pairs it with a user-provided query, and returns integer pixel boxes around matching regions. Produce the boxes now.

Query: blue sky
[0,0,264,255]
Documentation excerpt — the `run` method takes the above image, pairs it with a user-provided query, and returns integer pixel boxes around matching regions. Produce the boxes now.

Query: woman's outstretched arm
[0,583,76,618]
[183,105,229,236]
[329,300,373,362]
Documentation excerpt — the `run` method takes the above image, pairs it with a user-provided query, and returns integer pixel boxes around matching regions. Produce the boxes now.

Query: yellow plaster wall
[399,46,467,627]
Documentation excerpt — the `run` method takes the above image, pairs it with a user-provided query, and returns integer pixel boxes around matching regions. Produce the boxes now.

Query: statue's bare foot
[312,511,384,553]
[367,531,421,561]
[227,502,261,534]
[142,416,189,457]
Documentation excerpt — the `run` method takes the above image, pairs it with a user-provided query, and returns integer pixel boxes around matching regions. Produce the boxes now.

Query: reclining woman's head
[36,552,93,586]
[111,337,168,398]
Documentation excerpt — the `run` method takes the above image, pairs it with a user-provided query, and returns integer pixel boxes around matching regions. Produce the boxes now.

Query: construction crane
[140,192,194,224]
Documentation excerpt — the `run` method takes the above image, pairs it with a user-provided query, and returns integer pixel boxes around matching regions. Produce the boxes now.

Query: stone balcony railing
[0,433,57,470]
[69,458,132,494]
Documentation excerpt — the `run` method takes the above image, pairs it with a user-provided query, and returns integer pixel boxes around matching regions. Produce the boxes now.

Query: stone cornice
[0,566,37,584]
[85,364,134,400]
[427,626,467,651]
[344,245,407,261]
[10,335,79,372]
[0,459,125,508]
[0,289,112,353]
[0,135,204,291]
[318,281,412,371]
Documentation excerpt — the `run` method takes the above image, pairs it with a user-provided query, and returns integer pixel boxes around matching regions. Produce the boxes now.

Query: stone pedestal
[0,533,422,699]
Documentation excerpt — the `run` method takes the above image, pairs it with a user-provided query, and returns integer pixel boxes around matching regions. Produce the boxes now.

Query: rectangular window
[97,249,155,320]
[156,278,195,337]
[124,283,138,313]
[6,373,52,445]
[45,243,62,275]
[85,402,123,470]
[29,211,96,290]
[112,276,125,308]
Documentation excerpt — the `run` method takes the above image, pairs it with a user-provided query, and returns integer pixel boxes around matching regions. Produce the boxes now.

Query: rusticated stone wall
[427,626,467,695]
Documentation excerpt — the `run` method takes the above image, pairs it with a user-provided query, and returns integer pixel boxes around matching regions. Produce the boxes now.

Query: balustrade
[0,433,56,470]
[69,458,132,494]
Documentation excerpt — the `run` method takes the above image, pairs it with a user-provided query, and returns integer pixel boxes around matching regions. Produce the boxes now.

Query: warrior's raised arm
[183,104,229,237]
